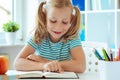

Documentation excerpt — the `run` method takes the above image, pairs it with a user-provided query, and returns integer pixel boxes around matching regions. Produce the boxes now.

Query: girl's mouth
[53,31,62,34]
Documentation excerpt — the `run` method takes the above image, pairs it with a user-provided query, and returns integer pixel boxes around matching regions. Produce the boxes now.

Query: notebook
[15,71,79,79]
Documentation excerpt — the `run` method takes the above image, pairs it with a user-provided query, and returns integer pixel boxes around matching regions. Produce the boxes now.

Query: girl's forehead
[47,7,72,19]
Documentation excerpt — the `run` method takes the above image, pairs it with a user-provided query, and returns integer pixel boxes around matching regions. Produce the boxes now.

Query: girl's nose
[55,23,62,29]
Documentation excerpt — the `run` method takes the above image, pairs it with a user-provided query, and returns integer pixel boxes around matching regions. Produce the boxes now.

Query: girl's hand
[26,54,49,63]
[43,60,64,73]
[26,54,39,62]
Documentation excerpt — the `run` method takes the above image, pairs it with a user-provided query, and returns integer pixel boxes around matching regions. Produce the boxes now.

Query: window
[0,0,19,45]
[72,0,85,41]
[0,0,13,32]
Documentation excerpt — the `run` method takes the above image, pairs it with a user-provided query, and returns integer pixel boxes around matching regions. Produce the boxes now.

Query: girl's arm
[59,46,86,73]
[14,44,45,71]
[14,44,63,72]
[26,54,64,72]
[26,54,50,63]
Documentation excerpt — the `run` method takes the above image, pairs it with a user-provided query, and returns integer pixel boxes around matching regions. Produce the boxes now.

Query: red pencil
[118,47,120,61]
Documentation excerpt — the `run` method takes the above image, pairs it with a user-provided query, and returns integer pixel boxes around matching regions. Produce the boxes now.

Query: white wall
[0,45,24,69]
[15,0,38,42]
[0,0,38,69]
[23,0,38,41]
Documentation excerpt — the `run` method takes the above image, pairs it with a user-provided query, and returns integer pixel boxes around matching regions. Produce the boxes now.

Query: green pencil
[102,48,110,61]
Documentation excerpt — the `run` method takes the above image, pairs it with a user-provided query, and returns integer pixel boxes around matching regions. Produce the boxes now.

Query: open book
[13,71,79,79]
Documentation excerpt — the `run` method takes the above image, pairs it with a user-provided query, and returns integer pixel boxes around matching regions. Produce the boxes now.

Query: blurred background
[0,0,120,69]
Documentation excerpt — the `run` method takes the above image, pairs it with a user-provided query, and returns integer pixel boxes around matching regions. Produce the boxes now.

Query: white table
[78,72,100,80]
[0,70,100,80]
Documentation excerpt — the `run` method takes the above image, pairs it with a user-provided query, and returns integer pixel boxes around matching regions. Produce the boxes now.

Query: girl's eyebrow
[48,16,56,19]
[63,18,69,21]
[63,17,70,20]
[48,17,69,21]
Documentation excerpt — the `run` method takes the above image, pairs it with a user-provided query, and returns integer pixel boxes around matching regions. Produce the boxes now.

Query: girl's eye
[50,20,56,23]
[63,21,68,24]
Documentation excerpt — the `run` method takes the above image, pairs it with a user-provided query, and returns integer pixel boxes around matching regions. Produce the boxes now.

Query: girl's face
[46,7,72,42]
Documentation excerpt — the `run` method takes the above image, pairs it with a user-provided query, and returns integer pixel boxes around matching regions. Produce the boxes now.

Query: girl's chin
[53,37,61,40]
[50,36,62,42]
[52,34,62,39]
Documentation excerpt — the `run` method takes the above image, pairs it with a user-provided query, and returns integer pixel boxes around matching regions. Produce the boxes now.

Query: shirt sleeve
[69,37,82,50]
[27,37,39,49]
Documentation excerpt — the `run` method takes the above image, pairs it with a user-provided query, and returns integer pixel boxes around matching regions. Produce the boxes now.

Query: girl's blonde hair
[33,0,81,44]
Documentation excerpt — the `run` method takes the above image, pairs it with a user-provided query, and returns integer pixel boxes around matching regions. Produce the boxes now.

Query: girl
[14,0,86,73]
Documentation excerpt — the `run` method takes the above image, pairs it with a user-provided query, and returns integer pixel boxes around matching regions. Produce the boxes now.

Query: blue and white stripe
[27,37,81,61]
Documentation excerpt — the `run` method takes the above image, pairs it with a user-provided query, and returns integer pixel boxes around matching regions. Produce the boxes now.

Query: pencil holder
[98,60,120,80]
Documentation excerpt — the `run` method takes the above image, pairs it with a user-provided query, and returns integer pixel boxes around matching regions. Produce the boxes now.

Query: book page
[10,70,78,79]
[43,72,78,79]
[16,71,43,79]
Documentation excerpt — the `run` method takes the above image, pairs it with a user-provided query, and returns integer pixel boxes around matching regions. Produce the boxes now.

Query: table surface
[0,70,100,80]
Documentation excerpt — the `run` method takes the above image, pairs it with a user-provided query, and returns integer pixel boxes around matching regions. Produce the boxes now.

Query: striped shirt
[27,37,82,61]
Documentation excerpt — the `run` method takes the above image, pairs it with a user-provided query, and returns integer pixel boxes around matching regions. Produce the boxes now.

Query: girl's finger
[57,61,64,73]
[51,61,58,72]
[43,63,51,72]
[54,61,58,71]
[49,62,55,72]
